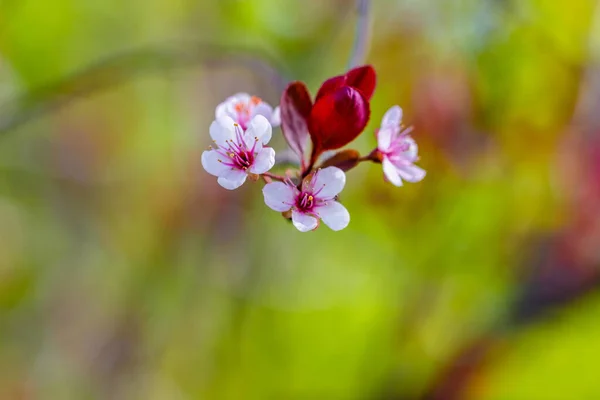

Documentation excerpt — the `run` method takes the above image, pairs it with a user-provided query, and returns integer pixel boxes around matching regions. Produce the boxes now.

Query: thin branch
[347,0,372,69]
[262,172,286,182]
[572,0,600,134]
[0,42,289,135]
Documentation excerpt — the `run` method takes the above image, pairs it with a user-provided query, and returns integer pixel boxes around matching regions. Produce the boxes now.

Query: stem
[262,172,286,182]
[301,146,320,179]
[347,0,372,69]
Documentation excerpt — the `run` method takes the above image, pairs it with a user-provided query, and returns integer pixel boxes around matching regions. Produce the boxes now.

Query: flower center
[233,97,262,130]
[387,138,411,155]
[231,150,254,170]
[296,192,315,212]
[213,123,259,171]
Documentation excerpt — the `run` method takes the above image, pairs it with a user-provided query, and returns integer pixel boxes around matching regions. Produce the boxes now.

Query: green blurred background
[1,0,600,399]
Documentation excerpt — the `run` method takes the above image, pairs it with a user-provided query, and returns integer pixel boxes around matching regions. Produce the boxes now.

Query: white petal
[230,93,251,102]
[377,127,395,152]
[201,150,230,177]
[397,164,426,183]
[244,115,272,146]
[249,147,275,174]
[382,105,402,129]
[215,101,231,120]
[382,157,403,187]
[316,201,350,231]
[210,116,236,146]
[403,137,419,160]
[310,167,346,199]
[217,169,247,190]
[252,102,274,123]
[263,182,296,212]
[270,106,281,127]
[291,210,318,232]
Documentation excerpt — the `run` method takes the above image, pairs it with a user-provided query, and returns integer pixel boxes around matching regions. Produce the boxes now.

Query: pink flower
[201,115,275,190]
[262,167,350,232]
[376,106,426,186]
[216,93,280,130]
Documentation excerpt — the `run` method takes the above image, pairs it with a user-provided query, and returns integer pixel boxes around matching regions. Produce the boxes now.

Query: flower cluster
[201,66,426,232]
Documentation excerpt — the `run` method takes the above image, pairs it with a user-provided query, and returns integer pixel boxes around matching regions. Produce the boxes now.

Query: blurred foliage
[0,0,599,399]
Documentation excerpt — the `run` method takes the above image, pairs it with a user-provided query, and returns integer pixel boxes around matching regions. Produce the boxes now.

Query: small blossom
[202,115,275,190]
[262,167,350,232]
[376,106,426,186]
[216,93,280,130]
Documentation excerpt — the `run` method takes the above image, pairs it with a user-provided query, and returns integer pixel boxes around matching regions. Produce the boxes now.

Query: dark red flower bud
[345,65,376,100]
[279,65,377,171]
[308,86,370,152]
[315,75,346,102]
[315,65,377,102]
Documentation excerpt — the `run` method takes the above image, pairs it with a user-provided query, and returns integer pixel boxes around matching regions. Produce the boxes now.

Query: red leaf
[345,65,376,100]
[280,82,313,162]
[308,86,370,152]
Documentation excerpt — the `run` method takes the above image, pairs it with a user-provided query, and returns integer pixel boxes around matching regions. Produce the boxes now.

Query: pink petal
[263,182,296,212]
[217,169,247,190]
[377,127,395,152]
[244,115,272,147]
[397,164,426,183]
[311,166,346,199]
[201,150,230,177]
[210,116,236,146]
[291,210,318,232]
[249,147,275,174]
[215,101,230,120]
[216,93,250,120]
[381,105,402,130]
[316,201,350,231]
[403,137,418,160]
[251,102,274,125]
[270,106,281,127]
[382,157,403,187]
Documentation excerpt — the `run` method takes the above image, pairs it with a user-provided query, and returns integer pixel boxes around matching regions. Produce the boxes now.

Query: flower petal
[397,164,426,183]
[252,102,274,125]
[377,127,395,152]
[217,170,247,190]
[403,137,418,160]
[245,115,272,146]
[201,150,230,177]
[249,147,275,174]
[270,106,281,127]
[345,65,377,100]
[215,93,243,119]
[291,210,319,232]
[382,157,403,187]
[381,105,402,130]
[210,116,236,146]
[215,101,230,120]
[310,166,346,199]
[263,182,296,212]
[316,201,350,231]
